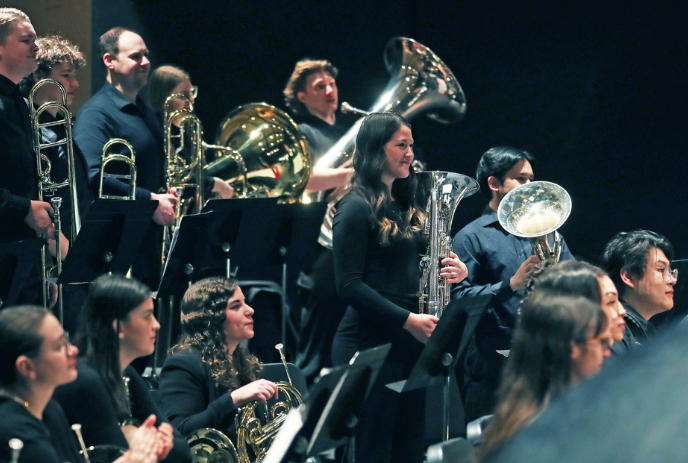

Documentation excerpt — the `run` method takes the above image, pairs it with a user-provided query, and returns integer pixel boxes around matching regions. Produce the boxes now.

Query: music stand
[57,199,158,284]
[198,199,243,278]
[263,344,392,463]
[386,295,492,441]
[0,239,43,309]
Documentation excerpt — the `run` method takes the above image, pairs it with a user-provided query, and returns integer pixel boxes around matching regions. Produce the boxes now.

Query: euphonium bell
[497,181,572,262]
[416,171,479,318]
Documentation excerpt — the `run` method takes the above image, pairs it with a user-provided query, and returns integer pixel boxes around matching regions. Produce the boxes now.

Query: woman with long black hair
[331,111,468,462]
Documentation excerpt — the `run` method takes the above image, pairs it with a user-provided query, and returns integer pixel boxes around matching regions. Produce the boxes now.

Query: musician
[526,260,626,347]
[147,64,234,199]
[159,277,278,441]
[283,59,358,383]
[0,305,160,463]
[479,293,609,459]
[19,34,93,241]
[599,230,677,355]
[53,274,191,463]
[451,146,575,422]
[331,112,467,462]
[74,27,176,288]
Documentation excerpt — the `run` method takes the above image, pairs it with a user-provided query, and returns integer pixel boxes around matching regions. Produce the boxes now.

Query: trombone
[99,138,137,200]
[29,79,81,322]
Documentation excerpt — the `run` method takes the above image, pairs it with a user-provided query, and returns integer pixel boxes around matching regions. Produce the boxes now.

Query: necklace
[0,389,30,408]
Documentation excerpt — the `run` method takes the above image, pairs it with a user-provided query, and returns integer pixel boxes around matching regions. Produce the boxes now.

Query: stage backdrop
[86,0,687,265]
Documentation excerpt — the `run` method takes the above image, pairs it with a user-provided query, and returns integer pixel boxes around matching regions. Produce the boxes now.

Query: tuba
[29,79,81,321]
[186,344,303,463]
[314,36,467,172]
[416,172,479,318]
[497,181,572,262]
[205,103,309,201]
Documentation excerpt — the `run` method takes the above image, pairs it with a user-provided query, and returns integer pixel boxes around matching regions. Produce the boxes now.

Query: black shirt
[294,111,355,160]
[75,82,165,201]
[0,74,38,242]
[610,301,653,356]
[0,397,83,463]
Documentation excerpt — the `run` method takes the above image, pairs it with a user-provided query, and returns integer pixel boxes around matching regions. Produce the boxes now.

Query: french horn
[497,181,572,262]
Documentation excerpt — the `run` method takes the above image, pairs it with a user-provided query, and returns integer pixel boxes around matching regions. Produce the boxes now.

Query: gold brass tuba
[29,79,81,319]
[497,181,572,262]
[416,172,479,318]
[205,103,309,200]
[99,138,137,200]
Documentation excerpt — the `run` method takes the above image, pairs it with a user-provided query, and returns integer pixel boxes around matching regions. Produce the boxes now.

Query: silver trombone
[29,79,81,322]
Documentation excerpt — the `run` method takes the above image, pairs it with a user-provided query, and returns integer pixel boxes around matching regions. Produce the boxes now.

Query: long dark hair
[350,112,425,244]
[0,305,50,387]
[75,274,151,416]
[171,277,261,391]
[480,293,607,459]
[526,260,606,304]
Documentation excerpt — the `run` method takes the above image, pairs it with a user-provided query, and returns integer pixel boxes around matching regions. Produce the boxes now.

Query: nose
[141,55,150,67]
[152,315,161,331]
[618,302,627,317]
[326,85,334,95]
[69,343,79,357]
[246,304,255,316]
[72,77,79,90]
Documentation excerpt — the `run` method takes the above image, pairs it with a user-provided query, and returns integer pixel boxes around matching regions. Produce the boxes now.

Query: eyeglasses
[657,267,679,282]
[60,331,72,350]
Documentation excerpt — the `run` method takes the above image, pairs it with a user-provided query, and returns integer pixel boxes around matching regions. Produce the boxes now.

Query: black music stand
[57,199,158,284]
[386,295,492,441]
[0,239,43,309]
[197,199,243,278]
[263,344,392,463]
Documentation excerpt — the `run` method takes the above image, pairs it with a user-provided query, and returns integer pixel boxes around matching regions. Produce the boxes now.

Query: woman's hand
[155,422,174,460]
[440,251,468,284]
[404,313,439,344]
[117,415,159,463]
[230,379,279,407]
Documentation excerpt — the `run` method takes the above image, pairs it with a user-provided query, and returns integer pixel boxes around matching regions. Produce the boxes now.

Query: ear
[103,52,115,70]
[297,91,307,104]
[570,342,581,361]
[487,175,501,193]
[15,355,37,381]
[113,319,125,339]
[620,268,636,290]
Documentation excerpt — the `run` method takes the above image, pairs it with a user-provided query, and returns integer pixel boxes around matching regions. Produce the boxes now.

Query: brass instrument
[416,172,479,318]
[206,103,309,200]
[8,438,23,463]
[120,376,141,427]
[29,79,81,321]
[315,37,467,248]
[185,344,304,463]
[99,138,137,200]
[72,423,125,463]
[497,181,572,262]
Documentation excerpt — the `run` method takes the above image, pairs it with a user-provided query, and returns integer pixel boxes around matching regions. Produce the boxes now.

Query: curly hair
[350,111,425,245]
[19,34,86,96]
[283,58,338,115]
[171,277,262,391]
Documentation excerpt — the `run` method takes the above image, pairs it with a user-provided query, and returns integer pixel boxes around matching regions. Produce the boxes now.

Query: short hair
[0,8,30,44]
[0,305,50,386]
[599,230,675,297]
[98,27,133,60]
[476,146,536,199]
[19,34,86,96]
[283,58,338,115]
[148,64,190,121]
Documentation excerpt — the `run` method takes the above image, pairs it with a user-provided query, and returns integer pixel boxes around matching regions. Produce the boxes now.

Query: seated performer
[527,260,627,347]
[147,64,234,200]
[331,112,468,463]
[599,229,677,355]
[451,146,575,422]
[479,293,609,459]
[53,274,191,463]
[159,277,278,441]
[0,305,160,463]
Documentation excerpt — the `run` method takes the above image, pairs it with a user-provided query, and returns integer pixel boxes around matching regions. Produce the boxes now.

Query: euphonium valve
[416,172,479,318]
[497,181,572,262]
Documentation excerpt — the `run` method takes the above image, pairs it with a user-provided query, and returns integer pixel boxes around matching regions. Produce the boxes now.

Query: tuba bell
[416,172,479,318]
[497,181,572,262]
[205,103,309,201]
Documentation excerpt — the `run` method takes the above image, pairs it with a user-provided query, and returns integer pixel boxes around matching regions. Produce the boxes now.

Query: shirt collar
[621,300,649,332]
[102,81,147,112]
[477,204,500,227]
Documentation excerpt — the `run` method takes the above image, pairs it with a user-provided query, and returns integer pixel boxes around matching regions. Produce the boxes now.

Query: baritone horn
[417,172,479,318]
[497,181,572,262]
[99,138,137,200]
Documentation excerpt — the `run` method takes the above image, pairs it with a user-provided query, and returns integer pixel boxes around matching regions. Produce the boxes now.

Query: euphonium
[99,138,137,200]
[206,103,309,200]
[416,172,479,318]
[497,181,572,262]
[29,79,81,320]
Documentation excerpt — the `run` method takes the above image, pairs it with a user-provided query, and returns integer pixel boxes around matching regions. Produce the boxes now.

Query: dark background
[92,0,687,264]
